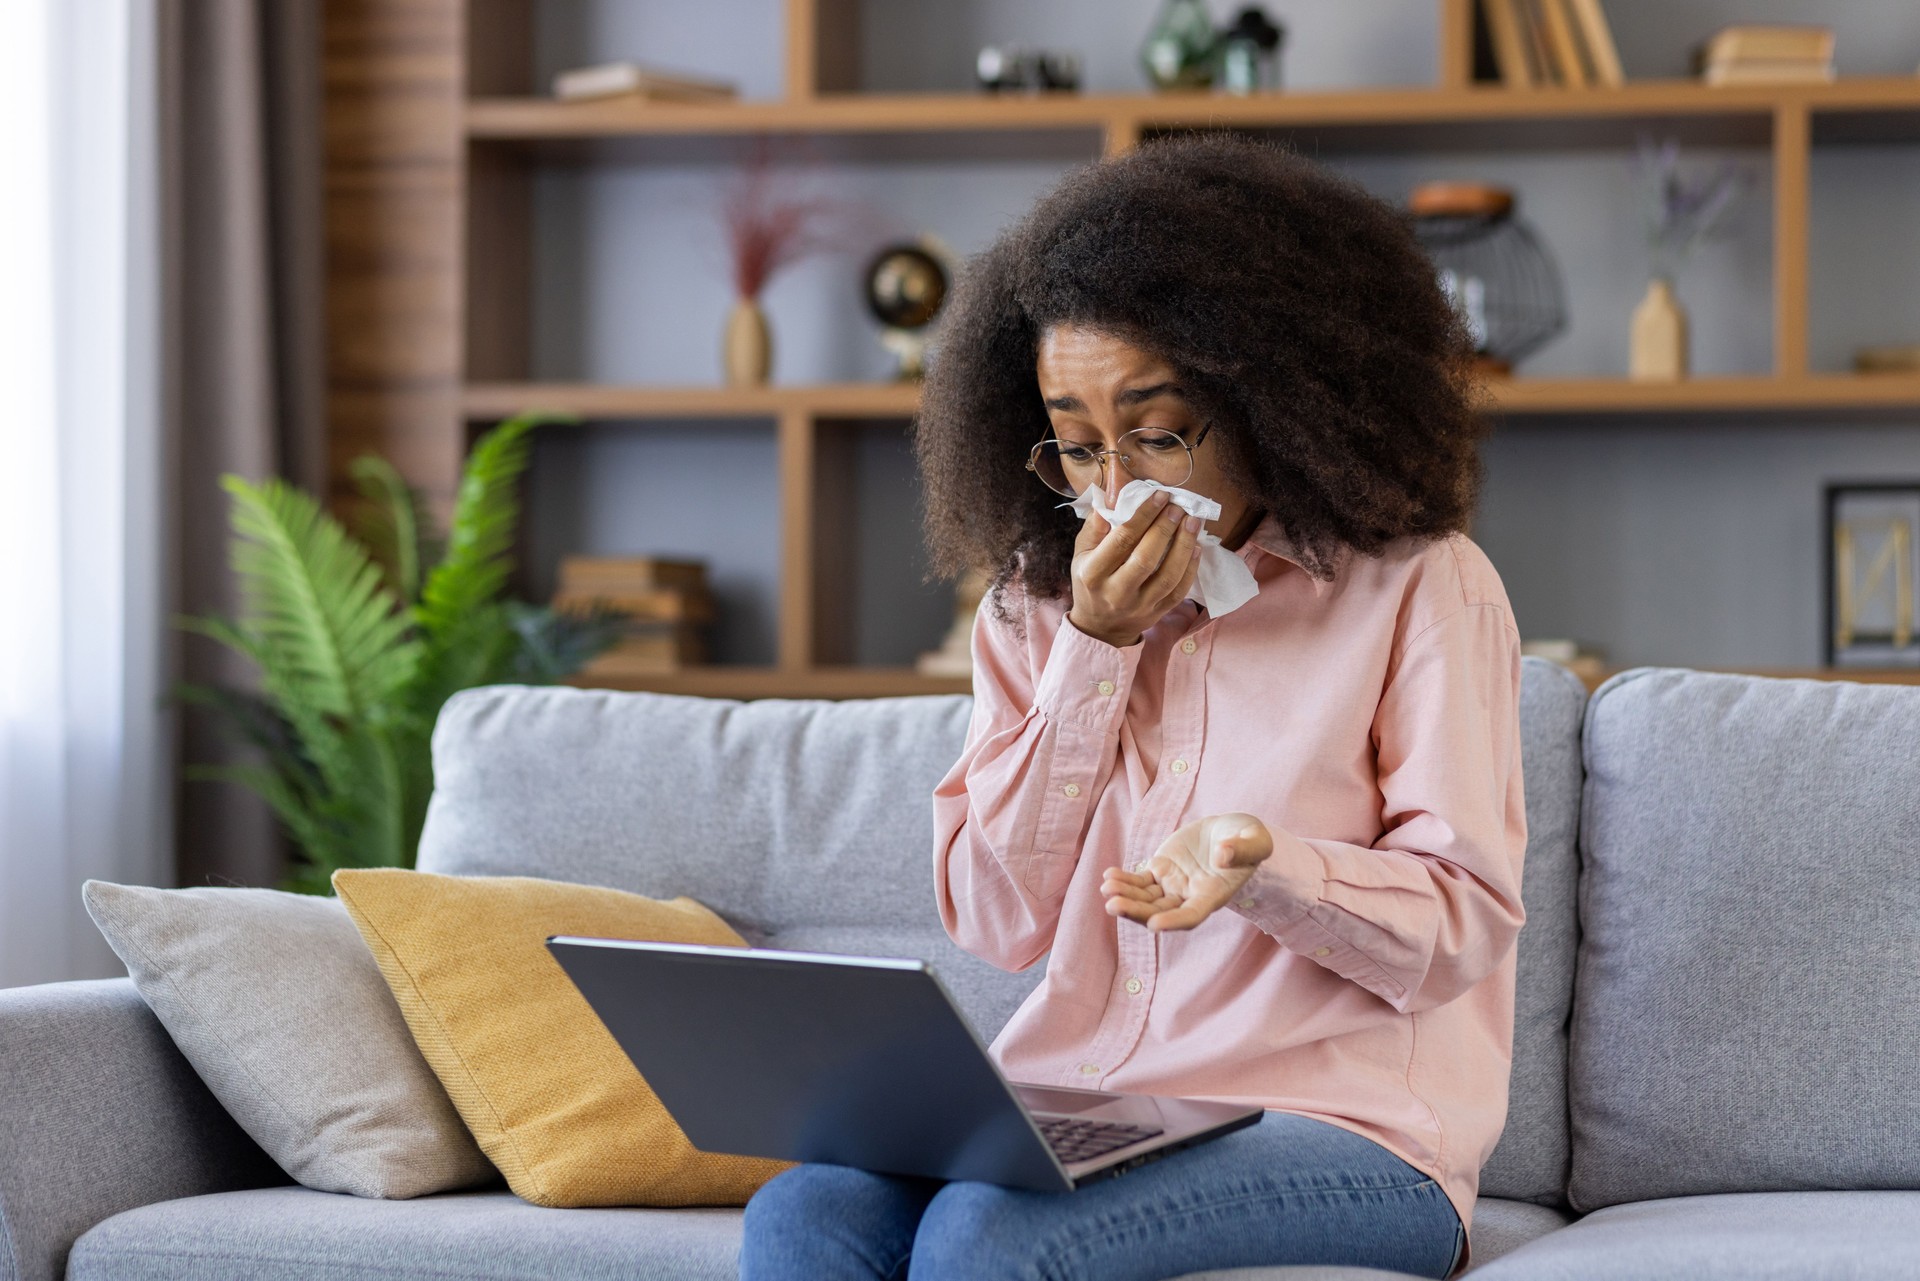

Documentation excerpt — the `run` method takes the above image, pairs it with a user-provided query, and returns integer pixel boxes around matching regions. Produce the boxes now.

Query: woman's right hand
[1066,490,1205,648]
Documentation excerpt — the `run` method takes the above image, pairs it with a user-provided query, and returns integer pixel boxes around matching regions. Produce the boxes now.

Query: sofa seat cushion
[68,1188,744,1281]
[1461,1197,1576,1268]
[1167,1197,1574,1279]
[1464,1191,1920,1280]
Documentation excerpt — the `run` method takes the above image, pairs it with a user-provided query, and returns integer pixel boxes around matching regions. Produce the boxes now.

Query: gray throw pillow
[82,880,498,1199]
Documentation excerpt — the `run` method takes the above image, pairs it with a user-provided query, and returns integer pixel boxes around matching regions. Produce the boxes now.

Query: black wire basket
[1408,182,1567,374]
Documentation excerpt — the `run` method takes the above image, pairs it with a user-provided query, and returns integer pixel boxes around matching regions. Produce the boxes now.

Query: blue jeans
[739,1110,1465,1281]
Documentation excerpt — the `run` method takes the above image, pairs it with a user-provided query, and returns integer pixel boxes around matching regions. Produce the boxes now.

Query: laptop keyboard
[1035,1115,1164,1164]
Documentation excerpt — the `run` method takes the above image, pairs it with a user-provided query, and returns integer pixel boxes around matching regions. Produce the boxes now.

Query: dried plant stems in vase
[718,144,858,386]
[1628,135,1753,382]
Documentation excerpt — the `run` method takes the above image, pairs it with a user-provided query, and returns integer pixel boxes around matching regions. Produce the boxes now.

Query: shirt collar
[1234,509,1332,598]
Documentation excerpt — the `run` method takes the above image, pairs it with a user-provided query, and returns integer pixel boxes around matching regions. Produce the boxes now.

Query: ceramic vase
[1629,277,1687,381]
[724,296,771,386]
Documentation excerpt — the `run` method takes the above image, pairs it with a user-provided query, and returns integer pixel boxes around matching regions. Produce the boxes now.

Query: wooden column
[786,0,861,98]
[778,410,816,670]
[322,0,467,521]
[1772,102,1811,378]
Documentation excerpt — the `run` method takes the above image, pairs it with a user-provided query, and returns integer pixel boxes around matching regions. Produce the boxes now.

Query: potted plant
[1629,135,1754,381]
[175,413,627,893]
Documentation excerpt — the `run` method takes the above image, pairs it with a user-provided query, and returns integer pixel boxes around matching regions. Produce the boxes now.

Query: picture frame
[1823,481,1920,668]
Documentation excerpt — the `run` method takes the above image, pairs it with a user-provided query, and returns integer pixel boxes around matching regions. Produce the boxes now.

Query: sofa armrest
[0,978,286,1281]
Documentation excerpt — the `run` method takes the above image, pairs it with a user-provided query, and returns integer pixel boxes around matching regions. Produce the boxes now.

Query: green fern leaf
[220,474,422,717]
[417,413,568,644]
[348,455,425,604]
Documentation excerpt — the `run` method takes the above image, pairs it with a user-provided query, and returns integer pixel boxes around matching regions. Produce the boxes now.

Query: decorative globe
[864,245,948,331]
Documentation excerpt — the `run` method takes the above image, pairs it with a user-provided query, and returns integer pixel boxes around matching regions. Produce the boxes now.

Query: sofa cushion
[1462,1190,1920,1280]
[416,687,1045,1040]
[1568,668,1920,1210]
[66,1190,1560,1281]
[332,869,793,1209]
[1476,657,1587,1207]
[80,881,495,1200]
[67,1188,743,1281]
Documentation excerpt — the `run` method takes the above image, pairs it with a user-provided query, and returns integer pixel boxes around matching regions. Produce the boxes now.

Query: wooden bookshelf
[322,1,1920,701]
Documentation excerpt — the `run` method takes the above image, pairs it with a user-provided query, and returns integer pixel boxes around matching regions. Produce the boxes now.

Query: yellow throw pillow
[332,868,796,1208]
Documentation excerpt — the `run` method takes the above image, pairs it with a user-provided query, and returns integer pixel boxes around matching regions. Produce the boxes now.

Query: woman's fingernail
[1184,514,1202,533]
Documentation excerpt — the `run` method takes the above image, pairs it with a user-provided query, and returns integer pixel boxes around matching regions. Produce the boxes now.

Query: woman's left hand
[1101,812,1275,932]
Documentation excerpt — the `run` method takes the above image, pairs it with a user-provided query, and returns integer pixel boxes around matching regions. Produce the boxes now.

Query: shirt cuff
[1032,614,1144,732]
[1228,828,1327,938]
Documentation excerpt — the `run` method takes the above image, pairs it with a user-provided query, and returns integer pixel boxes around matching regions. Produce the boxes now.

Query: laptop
[546,936,1265,1192]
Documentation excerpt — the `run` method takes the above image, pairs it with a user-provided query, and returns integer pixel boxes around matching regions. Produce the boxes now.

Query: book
[578,628,710,675]
[1482,0,1535,88]
[551,61,739,103]
[557,555,709,594]
[1856,345,1920,374]
[1539,0,1589,87]
[552,587,716,625]
[1702,60,1835,85]
[1520,0,1561,85]
[1566,0,1623,86]
[1701,24,1834,66]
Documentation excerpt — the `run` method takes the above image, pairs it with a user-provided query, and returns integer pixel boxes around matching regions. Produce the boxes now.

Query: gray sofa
[5,658,1919,1281]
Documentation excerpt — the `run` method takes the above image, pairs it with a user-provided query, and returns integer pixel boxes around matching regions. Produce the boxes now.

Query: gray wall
[524,0,1920,670]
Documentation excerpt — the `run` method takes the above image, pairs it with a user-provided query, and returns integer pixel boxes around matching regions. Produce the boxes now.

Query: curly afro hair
[914,131,1488,635]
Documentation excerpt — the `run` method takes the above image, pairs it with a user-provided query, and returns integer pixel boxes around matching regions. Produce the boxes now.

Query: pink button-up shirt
[931,510,1527,1274]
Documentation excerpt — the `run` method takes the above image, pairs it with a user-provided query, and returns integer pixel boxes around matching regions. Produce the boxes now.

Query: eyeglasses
[1025,423,1213,498]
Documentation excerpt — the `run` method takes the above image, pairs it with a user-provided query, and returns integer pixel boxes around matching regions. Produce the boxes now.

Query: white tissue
[1060,478,1262,619]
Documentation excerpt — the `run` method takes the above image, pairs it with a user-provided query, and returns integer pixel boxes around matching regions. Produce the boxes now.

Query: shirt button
[1125,977,1143,995]
[1181,638,1197,654]
[1314,946,1332,957]
[1062,782,1081,797]
[1079,1063,1101,1076]
[1237,897,1254,909]
[1170,758,1189,774]
[1097,679,1116,695]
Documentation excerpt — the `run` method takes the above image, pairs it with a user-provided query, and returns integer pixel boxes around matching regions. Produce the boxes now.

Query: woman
[740,132,1526,1281]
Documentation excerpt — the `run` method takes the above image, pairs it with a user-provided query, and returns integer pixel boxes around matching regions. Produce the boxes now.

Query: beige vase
[1629,277,1688,382]
[723,297,771,386]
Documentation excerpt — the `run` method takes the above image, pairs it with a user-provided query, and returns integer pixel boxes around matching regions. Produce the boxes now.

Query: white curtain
[0,0,167,987]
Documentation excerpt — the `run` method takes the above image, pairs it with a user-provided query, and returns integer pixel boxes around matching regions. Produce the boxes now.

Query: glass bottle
[1140,0,1217,91]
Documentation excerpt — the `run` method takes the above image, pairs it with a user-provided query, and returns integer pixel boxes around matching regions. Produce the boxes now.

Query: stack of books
[552,556,715,675]
[1693,25,1834,86]
[1479,0,1623,89]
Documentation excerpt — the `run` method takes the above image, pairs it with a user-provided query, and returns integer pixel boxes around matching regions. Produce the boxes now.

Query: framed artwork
[1824,482,1920,668]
